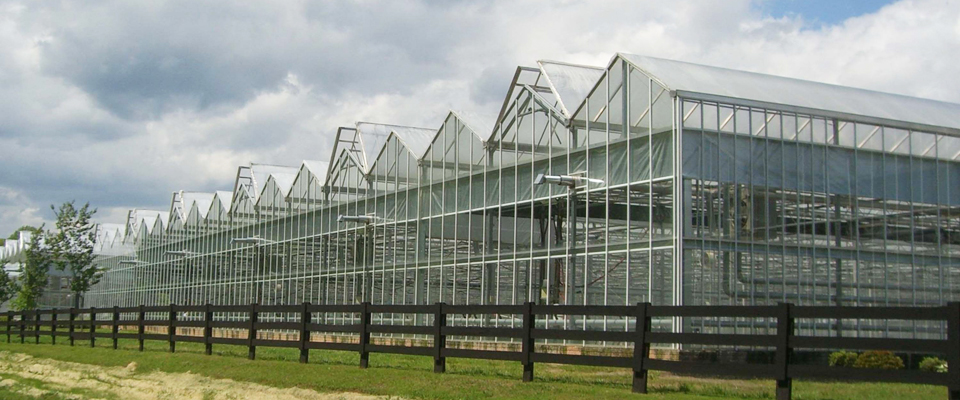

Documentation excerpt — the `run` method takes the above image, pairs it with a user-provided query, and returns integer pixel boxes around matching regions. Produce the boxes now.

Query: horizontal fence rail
[3,302,960,400]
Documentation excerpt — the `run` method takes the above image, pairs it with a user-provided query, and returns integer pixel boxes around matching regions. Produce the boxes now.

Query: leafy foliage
[828,351,859,367]
[0,267,17,306]
[919,357,948,373]
[11,227,50,310]
[853,351,904,370]
[48,201,99,308]
[7,225,41,241]
[1,225,41,246]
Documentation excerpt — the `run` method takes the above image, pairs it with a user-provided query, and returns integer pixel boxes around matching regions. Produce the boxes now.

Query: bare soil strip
[0,351,399,400]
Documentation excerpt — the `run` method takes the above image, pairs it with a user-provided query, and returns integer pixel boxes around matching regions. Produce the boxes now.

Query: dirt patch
[0,351,400,400]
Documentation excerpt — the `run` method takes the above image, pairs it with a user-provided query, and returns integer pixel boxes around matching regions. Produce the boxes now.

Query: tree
[0,266,17,306]
[48,201,99,308]
[11,226,50,310]
[1,225,41,246]
[7,225,41,241]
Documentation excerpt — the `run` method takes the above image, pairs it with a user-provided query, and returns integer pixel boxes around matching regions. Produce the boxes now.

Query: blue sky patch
[757,0,896,25]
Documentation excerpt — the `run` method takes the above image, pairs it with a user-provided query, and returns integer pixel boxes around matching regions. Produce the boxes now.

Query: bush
[920,357,948,373]
[853,351,904,370]
[829,351,859,367]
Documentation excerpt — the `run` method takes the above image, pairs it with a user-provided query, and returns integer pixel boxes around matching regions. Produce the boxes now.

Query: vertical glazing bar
[647,78,654,307]
[623,64,631,317]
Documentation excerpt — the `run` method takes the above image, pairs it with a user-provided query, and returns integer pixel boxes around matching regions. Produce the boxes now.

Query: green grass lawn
[0,332,947,400]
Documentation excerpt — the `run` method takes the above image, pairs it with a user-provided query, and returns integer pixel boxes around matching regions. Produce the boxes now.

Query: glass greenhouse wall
[84,54,960,338]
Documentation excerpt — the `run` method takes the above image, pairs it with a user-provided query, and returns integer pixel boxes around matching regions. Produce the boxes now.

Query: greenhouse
[81,53,960,337]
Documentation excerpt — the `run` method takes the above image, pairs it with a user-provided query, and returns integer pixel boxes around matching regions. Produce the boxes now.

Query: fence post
[34,309,40,344]
[68,308,75,346]
[775,302,794,400]
[947,302,960,400]
[6,311,11,343]
[358,302,370,369]
[633,302,651,393]
[137,305,145,352]
[90,307,96,348]
[168,304,176,353]
[299,302,311,364]
[433,302,446,373]
[51,310,57,345]
[112,306,119,350]
[204,303,213,356]
[248,303,258,360]
[521,301,534,382]
[18,311,24,344]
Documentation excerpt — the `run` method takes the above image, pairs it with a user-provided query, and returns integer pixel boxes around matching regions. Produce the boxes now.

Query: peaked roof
[537,60,604,118]
[203,191,232,218]
[335,146,366,171]
[287,160,329,199]
[327,127,360,176]
[96,223,126,247]
[255,171,298,208]
[450,110,495,141]
[267,170,297,194]
[180,192,216,219]
[417,110,494,166]
[231,163,300,208]
[126,209,167,236]
[618,53,960,134]
[249,163,298,197]
[325,146,367,187]
[389,125,437,159]
[356,122,434,170]
[152,211,170,232]
[488,84,567,143]
[214,191,232,210]
[284,160,330,200]
[301,160,329,179]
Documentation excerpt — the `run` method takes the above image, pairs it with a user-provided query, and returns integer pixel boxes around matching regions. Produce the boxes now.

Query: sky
[759,0,896,24]
[0,0,957,236]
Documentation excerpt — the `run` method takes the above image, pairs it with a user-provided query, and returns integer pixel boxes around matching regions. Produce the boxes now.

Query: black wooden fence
[3,302,959,400]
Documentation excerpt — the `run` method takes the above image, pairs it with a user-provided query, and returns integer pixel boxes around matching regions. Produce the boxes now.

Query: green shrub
[829,351,859,367]
[853,350,904,370]
[919,357,948,373]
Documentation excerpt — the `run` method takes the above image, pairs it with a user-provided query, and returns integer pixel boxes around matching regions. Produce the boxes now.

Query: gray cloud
[24,1,488,121]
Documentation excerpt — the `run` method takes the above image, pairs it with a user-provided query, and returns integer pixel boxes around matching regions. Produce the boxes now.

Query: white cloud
[0,0,957,234]
[0,186,48,233]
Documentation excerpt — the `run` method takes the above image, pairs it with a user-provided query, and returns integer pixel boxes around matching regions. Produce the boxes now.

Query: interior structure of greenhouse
[59,53,960,338]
